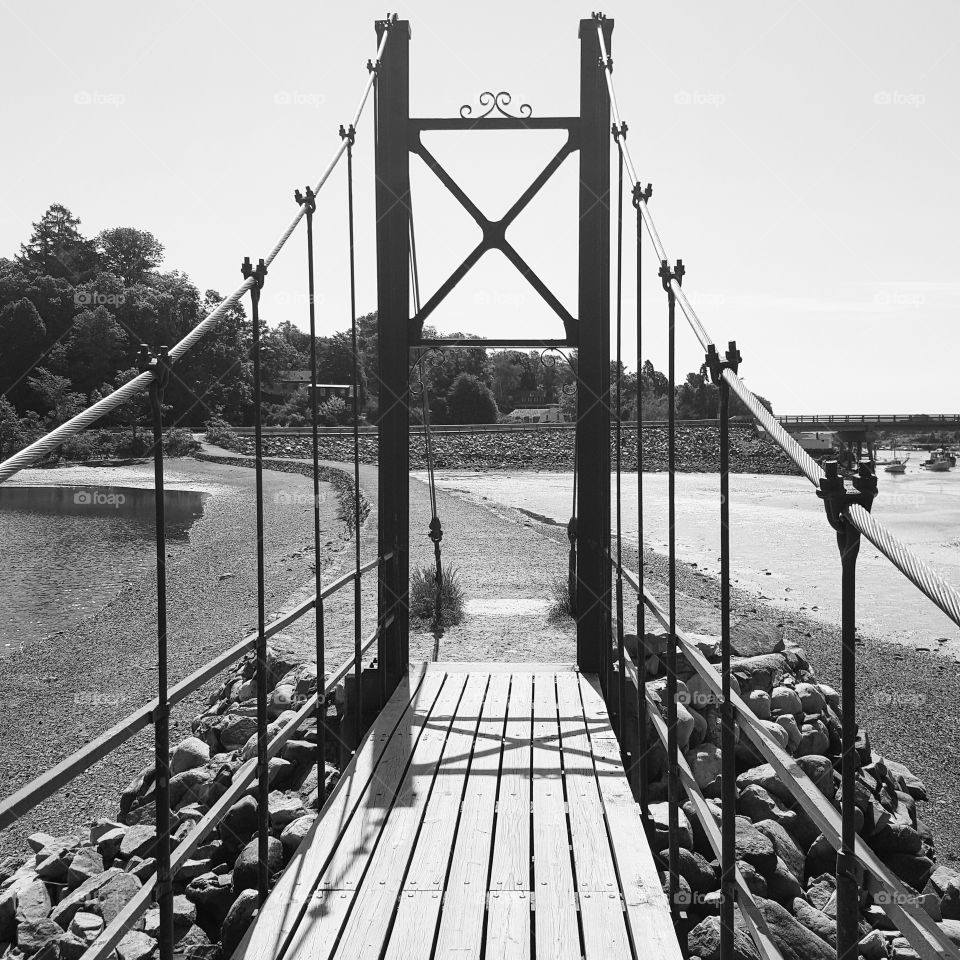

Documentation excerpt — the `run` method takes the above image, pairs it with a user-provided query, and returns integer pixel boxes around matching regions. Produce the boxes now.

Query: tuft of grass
[410,564,466,629]
[547,574,575,623]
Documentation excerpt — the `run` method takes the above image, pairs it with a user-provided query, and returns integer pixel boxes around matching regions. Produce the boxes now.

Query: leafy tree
[65,306,127,395]
[95,227,164,284]
[0,297,47,396]
[27,367,86,426]
[17,204,99,282]
[445,372,498,424]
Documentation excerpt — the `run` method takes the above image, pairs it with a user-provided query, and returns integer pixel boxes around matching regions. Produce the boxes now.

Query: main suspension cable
[595,15,960,630]
[0,21,394,485]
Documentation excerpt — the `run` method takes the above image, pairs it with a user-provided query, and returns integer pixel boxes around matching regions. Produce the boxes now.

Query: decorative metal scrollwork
[459,91,533,120]
[409,347,446,399]
[540,347,578,396]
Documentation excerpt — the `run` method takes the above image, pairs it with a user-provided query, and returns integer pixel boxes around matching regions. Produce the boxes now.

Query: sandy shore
[2,454,957,874]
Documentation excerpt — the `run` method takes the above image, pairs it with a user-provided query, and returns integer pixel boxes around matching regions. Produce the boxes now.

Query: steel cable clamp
[339,123,356,145]
[241,256,268,290]
[817,459,877,539]
[632,182,653,207]
[658,259,685,292]
[704,341,741,383]
[294,184,317,214]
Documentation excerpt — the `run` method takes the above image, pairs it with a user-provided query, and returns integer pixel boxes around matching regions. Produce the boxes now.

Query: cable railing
[596,12,960,960]
[0,18,399,960]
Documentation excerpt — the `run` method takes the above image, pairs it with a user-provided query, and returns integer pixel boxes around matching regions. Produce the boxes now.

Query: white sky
[1,1,958,413]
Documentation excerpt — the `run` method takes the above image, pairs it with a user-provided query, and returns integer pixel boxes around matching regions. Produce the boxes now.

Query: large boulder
[170,737,210,775]
[14,877,52,925]
[116,930,157,960]
[737,785,796,831]
[280,815,316,855]
[753,820,804,883]
[220,796,259,860]
[233,838,283,894]
[792,898,837,947]
[67,848,104,889]
[687,915,761,960]
[755,897,834,960]
[734,817,776,879]
[17,918,64,955]
[221,889,259,956]
[686,743,722,790]
[51,869,140,929]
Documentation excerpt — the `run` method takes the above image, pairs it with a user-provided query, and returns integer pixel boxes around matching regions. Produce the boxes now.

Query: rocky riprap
[234,423,803,475]
[0,638,343,960]
[632,626,960,960]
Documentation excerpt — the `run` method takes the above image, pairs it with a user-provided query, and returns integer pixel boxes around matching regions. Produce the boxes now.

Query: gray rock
[686,743,722,790]
[755,896,834,960]
[171,738,210,775]
[67,849,103,890]
[770,686,802,717]
[737,860,768,898]
[736,765,793,804]
[185,873,235,927]
[735,817,776,879]
[686,915,760,960]
[673,848,715,893]
[95,828,127,863]
[116,930,156,960]
[17,918,63,956]
[219,797,258,859]
[267,792,306,830]
[233,838,283,894]
[120,826,157,862]
[794,682,826,715]
[15,879,52,925]
[883,853,934,892]
[56,931,89,960]
[737,785,796,831]
[929,865,960,897]
[792,898,836,947]
[753,820,804,883]
[859,929,887,960]
[280,740,316,768]
[747,690,771,720]
[67,913,103,945]
[221,889,259,956]
[94,871,142,925]
[766,857,804,905]
[280,815,316,855]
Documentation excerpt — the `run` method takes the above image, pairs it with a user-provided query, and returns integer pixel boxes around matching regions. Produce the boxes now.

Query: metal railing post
[707,340,742,960]
[241,256,270,904]
[659,258,685,920]
[295,184,327,802]
[817,458,877,960]
[140,345,173,960]
[633,182,651,817]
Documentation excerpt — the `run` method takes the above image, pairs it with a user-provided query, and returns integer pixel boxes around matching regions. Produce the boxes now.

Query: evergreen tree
[17,204,99,281]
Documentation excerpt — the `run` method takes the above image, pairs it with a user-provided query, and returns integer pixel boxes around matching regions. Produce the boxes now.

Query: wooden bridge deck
[233,662,682,960]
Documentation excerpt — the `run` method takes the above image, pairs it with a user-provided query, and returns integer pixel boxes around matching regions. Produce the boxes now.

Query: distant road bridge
[778,413,960,433]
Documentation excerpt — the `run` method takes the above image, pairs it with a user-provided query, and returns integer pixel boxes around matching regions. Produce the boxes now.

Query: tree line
[0,203,771,456]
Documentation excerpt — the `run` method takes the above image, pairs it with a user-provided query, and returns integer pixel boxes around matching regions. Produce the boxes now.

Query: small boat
[884,459,908,474]
[920,447,955,472]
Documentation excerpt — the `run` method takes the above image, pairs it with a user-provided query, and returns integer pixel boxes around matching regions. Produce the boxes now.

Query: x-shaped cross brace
[408,130,580,343]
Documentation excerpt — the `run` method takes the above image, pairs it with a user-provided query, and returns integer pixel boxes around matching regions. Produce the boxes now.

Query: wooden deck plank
[231,665,433,960]
[329,673,469,959]
[485,891,531,960]
[383,891,443,960]
[428,662,576,674]
[585,678,683,960]
[578,669,616,738]
[403,674,488,891]
[555,672,621,894]
[432,674,510,959]
[489,673,533,891]
[272,671,454,960]
[580,892,634,959]
[531,673,579,960]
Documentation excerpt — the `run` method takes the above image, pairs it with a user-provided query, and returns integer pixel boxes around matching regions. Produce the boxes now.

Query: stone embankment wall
[627,625,960,959]
[234,424,804,475]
